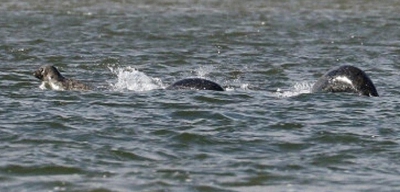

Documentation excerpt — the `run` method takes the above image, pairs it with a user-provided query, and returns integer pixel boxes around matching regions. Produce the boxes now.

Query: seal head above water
[166,78,224,91]
[312,65,378,97]
[33,65,91,91]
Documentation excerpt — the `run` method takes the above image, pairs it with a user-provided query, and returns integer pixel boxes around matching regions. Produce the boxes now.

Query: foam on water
[108,66,165,91]
[275,81,314,98]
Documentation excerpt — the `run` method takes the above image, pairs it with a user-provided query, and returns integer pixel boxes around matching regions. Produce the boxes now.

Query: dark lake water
[1,0,400,191]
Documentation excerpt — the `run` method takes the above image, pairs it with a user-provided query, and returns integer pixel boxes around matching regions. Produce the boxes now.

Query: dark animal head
[33,65,64,82]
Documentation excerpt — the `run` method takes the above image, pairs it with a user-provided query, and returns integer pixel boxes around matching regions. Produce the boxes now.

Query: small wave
[108,66,164,91]
[224,83,250,91]
[275,81,314,98]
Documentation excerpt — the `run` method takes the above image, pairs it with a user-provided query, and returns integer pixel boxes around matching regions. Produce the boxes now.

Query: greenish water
[1,0,400,191]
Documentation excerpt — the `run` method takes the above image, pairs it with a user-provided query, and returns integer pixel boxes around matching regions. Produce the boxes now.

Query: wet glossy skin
[33,65,91,91]
[166,78,224,91]
[312,65,379,97]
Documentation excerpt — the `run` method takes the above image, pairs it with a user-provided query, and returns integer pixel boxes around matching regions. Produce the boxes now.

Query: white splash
[108,66,164,91]
[240,83,250,90]
[39,81,64,91]
[194,66,214,77]
[275,81,314,98]
[39,82,48,90]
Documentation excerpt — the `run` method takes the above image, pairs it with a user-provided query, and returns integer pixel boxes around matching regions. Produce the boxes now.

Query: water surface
[1,0,400,191]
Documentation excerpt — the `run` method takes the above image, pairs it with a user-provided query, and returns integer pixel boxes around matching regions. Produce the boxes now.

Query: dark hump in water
[166,78,224,91]
[312,65,378,97]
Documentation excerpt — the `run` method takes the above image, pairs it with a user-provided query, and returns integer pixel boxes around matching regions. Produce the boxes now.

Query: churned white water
[275,81,314,98]
[108,66,164,91]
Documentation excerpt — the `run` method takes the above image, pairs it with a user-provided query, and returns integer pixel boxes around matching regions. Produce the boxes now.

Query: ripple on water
[1,0,400,191]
